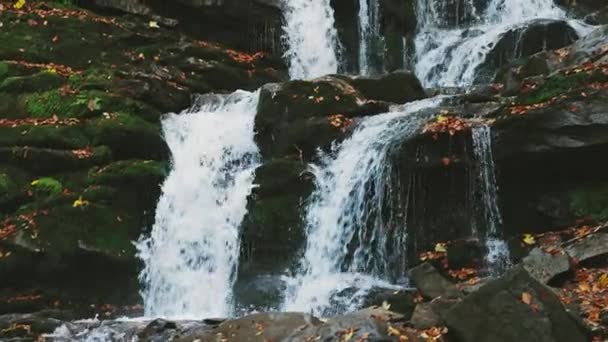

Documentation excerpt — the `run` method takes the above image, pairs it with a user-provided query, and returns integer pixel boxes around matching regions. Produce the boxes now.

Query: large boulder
[255,72,425,159]
[408,263,464,300]
[444,266,588,342]
[479,19,579,82]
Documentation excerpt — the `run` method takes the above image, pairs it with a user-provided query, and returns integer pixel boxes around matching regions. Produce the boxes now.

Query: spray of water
[136,91,261,319]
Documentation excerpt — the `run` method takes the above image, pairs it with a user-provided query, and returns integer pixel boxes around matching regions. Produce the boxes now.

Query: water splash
[137,91,260,319]
[471,124,509,273]
[282,97,446,315]
[283,0,340,79]
[414,0,590,87]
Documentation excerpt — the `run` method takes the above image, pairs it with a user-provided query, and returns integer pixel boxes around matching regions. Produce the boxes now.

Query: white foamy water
[414,0,590,87]
[282,97,445,315]
[136,91,260,319]
[471,125,510,273]
[283,0,340,79]
[358,0,382,75]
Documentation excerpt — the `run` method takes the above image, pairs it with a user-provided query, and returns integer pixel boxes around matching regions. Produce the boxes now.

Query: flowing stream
[282,97,446,315]
[414,0,588,87]
[136,91,261,319]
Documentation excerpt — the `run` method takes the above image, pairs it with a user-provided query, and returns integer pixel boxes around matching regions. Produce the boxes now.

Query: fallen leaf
[523,234,536,245]
[148,21,160,29]
[521,292,532,305]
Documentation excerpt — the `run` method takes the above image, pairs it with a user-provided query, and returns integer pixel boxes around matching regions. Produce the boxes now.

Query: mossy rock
[0,146,112,174]
[30,177,63,199]
[23,90,88,119]
[88,159,168,189]
[86,113,166,159]
[0,125,91,149]
[521,70,606,104]
[570,183,608,221]
[0,71,64,94]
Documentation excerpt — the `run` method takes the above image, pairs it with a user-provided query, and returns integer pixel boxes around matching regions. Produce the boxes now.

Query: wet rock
[361,287,417,317]
[481,19,579,82]
[410,302,442,329]
[351,71,426,104]
[522,247,571,284]
[408,263,463,300]
[444,266,588,342]
[289,307,403,341]
[496,25,608,82]
[565,232,608,263]
[138,319,178,341]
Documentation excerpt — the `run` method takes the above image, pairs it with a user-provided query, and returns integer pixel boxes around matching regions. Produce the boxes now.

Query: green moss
[31,177,63,198]
[89,160,168,187]
[24,89,89,118]
[522,72,595,104]
[0,173,13,194]
[0,71,64,93]
[0,125,91,149]
[0,63,9,82]
[571,184,608,221]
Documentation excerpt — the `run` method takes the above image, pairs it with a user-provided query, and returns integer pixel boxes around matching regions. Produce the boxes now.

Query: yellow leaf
[342,329,354,341]
[434,243,447,253]
[148,21,160,29]
[387,325,401,336]
[436,115,448,123]
[523,234,536,245]
[599,273,608,288]
[521,292,532,305]
[30,180,39,186]
[14,0,25,10]
[72,196,89,208]
[47,68,57,74]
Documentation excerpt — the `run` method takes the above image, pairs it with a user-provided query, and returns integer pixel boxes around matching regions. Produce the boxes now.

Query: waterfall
[282,97,445,316]
[136,91,260,319]
[283,0,340,79]
[414,0,587,87]
[471,125,509,273]
[358,0,382,75]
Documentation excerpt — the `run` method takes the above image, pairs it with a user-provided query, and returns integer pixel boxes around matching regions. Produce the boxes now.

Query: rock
[289,307,402,341]
[255,76,388,159]
[481,19,578,82]
[182,312,322,342]
[565,232,608,263]
[446,239,486,269]
[522,247,571,284]
[408,263,463,300]
[138,319,178,341]
[410,302,442,329]
[444,266,588,342]
[496,25,608,82]
[351,71,426,104]
[361,287,417,317]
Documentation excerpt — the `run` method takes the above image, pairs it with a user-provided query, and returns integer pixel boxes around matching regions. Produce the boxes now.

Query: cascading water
[358,0,383,75]
[136,0,343,320]
[283,0,340,79]
[282,97,445,316]
[136,91,261,319]
[414,0,589,87]
[471,124,510,273]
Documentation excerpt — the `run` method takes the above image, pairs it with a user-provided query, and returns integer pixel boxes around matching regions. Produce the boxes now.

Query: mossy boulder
[0,71,64,94]
[88,159,168,189]
[30,177,63,199]
[239,157,314,276]
[0,146,112,174]
[350,71,426,104]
